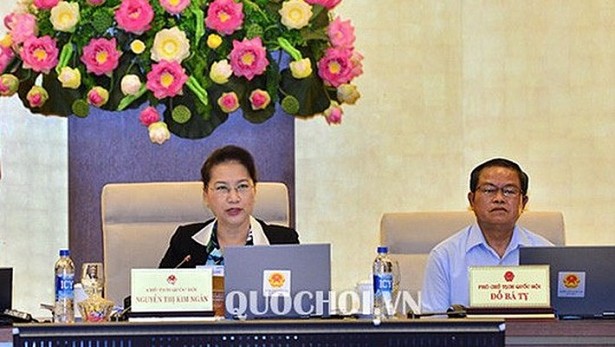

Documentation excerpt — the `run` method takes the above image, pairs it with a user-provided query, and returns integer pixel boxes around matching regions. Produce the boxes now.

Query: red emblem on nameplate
[167,274,177,285]
[504,271,515,282]
[563,274,580,288]
[268,272,286,288]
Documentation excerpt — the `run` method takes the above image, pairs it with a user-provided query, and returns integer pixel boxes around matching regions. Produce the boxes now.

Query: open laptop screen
[519,246,615,319]
[224,244,331,319]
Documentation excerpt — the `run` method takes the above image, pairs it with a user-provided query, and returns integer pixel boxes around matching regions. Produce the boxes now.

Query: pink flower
[33,0,60,10]
[217,92,239,113]
[205,0,244,35]
[20,36,59,73]
[229,37,269,81]
[248,89,271,110]
[160,0,191,15]
[146,60,188,99]
[87,86,109,107]
[80,38,121,76]
[328,17,355,48]
[26,85,49,108]
[3,13,15,31]
[139,106,161,126]
[324,101,343,125]
[8,13,38,46]
[115,0,154,35]
[0,46,14,73]
[350,50,364,79]
[317,47,354,88]
[304,0,341,10]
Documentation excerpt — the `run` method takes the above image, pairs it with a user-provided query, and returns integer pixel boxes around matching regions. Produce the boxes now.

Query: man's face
[468,166,528,230]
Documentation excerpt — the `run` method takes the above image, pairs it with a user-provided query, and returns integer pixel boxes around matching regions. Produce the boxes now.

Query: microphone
[407,304,467,319]
[174,254,192,268]
[111,254,192,321]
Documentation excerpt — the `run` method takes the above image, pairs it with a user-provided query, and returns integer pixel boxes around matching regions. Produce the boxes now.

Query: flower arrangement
[0,0,362,144]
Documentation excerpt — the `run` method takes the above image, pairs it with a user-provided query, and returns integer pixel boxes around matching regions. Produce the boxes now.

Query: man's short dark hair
[200,145,258,187]
[469,158,529,195]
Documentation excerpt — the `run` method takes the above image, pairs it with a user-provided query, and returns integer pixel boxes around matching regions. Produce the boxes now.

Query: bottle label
[373,273,393,295]
[55,274,75,300]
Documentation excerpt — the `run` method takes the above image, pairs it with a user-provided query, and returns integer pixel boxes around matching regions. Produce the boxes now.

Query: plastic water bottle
[54,249,75,323]
[372,246,395,320]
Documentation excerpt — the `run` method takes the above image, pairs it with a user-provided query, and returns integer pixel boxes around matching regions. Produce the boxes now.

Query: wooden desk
[506,319,615,346]
[5,319,615,346]
[0,327,10,344]
[11,319,505,346]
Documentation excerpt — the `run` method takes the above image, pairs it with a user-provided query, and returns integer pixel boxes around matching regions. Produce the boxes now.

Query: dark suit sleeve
[260,221,300,244]
[158,227,185,268]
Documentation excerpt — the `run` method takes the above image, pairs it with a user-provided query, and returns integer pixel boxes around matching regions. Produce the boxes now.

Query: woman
[159,145,299,268]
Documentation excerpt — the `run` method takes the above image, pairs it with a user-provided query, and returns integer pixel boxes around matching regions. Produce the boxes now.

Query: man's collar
[466,222,528,256]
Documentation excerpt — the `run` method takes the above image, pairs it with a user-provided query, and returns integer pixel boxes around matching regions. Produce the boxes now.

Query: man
[421,158,553,313]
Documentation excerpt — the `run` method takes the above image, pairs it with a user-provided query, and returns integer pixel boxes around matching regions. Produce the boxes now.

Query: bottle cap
[59,249,70,256]
[377,246,388,253]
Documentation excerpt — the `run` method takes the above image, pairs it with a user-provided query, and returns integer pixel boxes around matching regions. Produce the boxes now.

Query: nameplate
[131,268,213,312]
[469,265,550,308]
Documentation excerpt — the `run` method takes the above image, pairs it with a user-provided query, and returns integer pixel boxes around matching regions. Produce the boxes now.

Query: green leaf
[163,91,227,139]
[279,68,330,117]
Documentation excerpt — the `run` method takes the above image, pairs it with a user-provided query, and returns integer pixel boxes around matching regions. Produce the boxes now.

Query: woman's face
[204,161,256,230]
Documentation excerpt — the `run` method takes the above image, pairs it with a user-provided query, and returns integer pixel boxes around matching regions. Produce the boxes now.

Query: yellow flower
[337,83,361,105]
[279,0,312,30]
[57,66,81,89]
[50,1,80,33]
[209,59,233,84]
[207,34,222,49]
[289,58,312,79]
[151,27,190,63]
[130,40,146,54]
[0,34,12,48]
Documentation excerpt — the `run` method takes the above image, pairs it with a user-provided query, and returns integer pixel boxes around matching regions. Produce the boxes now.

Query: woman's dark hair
[469,158,529,195]
[200,145,258,187]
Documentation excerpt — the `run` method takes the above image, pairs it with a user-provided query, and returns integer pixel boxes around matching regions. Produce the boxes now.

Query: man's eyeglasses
[476,184,522,198]
[208,182,254,197]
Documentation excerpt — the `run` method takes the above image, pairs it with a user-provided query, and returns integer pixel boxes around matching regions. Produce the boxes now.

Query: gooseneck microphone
[111,254,192,321]
[174,254,192,268]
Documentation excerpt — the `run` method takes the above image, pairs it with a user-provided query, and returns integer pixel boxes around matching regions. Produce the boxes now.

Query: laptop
[224,244,331,319]
[0,268,12,311]
[519,246,615,319]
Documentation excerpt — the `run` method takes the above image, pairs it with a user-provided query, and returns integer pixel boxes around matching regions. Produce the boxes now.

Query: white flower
[279,0,312,30]
[120,74,142,95]
[57,66,81,89]
[290,58,312,79]
[50,2,80,33]
[209,60,233,84]
[151,26,190,63]
[148,121,171,145]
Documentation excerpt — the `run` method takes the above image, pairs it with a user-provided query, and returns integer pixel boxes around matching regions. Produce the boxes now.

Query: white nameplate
[469,265,550,308]
[131,268,213,312]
